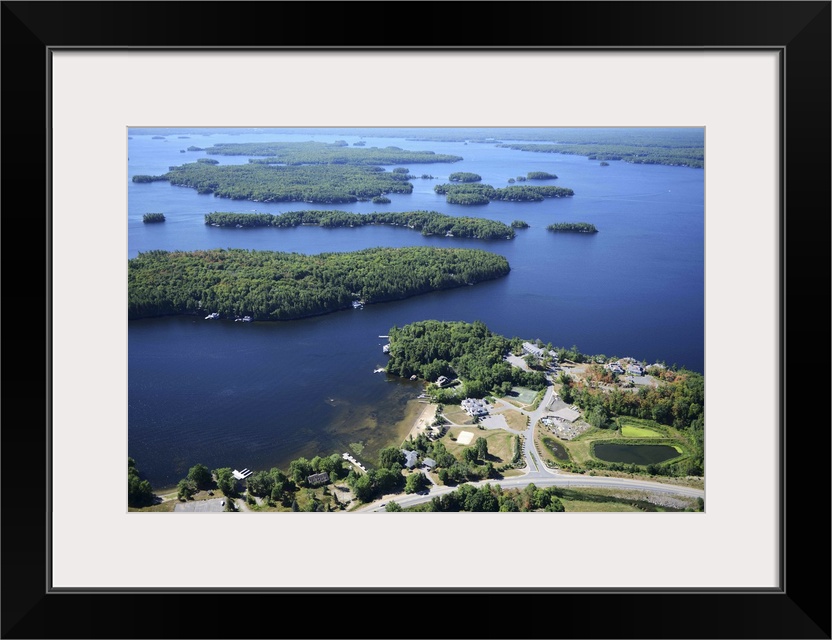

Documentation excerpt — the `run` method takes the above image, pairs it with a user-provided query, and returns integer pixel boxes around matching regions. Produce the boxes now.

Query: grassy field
[618,416,666,438]
[443,427,514,465]
[442,406,476,425]
[620,424,663,438]
[129,501,177,512]
[499,409,528,431]
[561,499,641,512]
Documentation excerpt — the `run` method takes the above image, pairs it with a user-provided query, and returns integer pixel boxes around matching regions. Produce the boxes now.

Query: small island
[128,246,510,321]
[203,210,516,240]
[142,213,166,223]
[526,171,558,180]
[197,158,220,165]
[599,161,610,167]
[435,183,575,204]
[371,196,391,204]
[448,172,482,183]
[511,220,529,229]
[546,222,598,233]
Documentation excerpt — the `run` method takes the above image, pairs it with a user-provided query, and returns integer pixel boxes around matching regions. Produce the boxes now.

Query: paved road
[357,466,704,513]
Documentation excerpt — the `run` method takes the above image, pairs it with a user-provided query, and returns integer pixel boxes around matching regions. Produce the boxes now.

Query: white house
[461,398,489,417]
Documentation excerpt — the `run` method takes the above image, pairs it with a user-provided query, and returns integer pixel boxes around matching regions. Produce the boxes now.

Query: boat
[382,344,390,353]
[204,312,220,320]
[373,368,385,374]
[235,315,253,323]
[352,301,364,309]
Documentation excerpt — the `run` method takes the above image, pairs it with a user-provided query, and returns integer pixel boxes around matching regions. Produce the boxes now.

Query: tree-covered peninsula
[128,247,510,321]
[434,183,574,204]
[498,143,704,168]
[385,320,547,400]
[547,222,598,233]
[203,210,516,240]
[132,162,416,204]
[201,141,463,165]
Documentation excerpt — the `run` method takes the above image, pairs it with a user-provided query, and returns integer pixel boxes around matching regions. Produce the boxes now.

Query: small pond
[593,443,679,465]
[542,437,569,461]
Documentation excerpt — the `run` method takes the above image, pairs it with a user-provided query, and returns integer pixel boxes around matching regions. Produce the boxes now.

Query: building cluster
[461,397,489,417]
[522,342,559,361]
[604,357,646,376]
[401,449,436,471]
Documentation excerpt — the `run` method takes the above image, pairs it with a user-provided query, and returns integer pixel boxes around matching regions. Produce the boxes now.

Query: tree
[378,446,405,470]
[404,472,427,494]
[127,458,155,508]
[177,478,197,501]
[288,457,312,486]
[475,436,489,461]
[187,463,213,490]
[213,467,238,497]
[385,501,403,512]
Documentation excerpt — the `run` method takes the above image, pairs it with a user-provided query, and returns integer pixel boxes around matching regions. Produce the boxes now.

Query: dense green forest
[410,483,565,512]
[526,171,558,180]
[498,143,704,168]
[203,210,516,239]
[434,182,574,204]
[546,222,598,233]
[128,247,510,321]
[385,320,547,400]
[200,140,463,165]
[448,172,482,182]
[142,213,165,223]
[133,162,416,203]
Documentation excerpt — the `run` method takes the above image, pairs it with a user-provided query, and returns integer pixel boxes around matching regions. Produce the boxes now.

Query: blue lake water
[128,128,704,488]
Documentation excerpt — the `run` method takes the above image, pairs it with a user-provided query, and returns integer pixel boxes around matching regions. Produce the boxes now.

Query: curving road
[357,382,704,513]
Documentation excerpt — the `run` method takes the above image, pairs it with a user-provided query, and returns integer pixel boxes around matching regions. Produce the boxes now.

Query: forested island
[142,213,165,223]
[133,163,416,203]
[201,141,463,165]
[498,143,704,168]
[128,247,510,321]
[547,222,598,233]
[526,171,558,180]
[448,172,482,182]
[203,210,516,239]
[434,183,575,205]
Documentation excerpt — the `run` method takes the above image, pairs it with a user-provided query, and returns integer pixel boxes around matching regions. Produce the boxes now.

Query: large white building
[461,398,489,417]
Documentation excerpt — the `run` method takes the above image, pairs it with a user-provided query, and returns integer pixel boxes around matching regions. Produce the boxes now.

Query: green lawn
[620,425,663,438]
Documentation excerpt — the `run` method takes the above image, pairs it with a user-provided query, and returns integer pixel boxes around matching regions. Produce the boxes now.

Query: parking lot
[173,498,227,512]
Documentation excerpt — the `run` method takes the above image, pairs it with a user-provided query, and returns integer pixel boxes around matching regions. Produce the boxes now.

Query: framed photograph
[4,1,829,638]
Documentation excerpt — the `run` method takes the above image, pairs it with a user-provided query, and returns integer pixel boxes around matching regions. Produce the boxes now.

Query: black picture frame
[3,2,829,638]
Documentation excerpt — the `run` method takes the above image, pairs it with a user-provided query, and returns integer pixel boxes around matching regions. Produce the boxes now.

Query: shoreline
[401,401,438,445]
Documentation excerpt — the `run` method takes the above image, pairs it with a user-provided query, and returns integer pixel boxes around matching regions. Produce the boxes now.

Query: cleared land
[443,427,514,465]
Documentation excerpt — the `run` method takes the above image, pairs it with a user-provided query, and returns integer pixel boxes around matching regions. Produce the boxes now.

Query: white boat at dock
[204,312,220,320]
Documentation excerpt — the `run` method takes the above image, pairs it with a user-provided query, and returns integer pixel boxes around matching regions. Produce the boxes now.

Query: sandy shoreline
[402,402,438,445]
